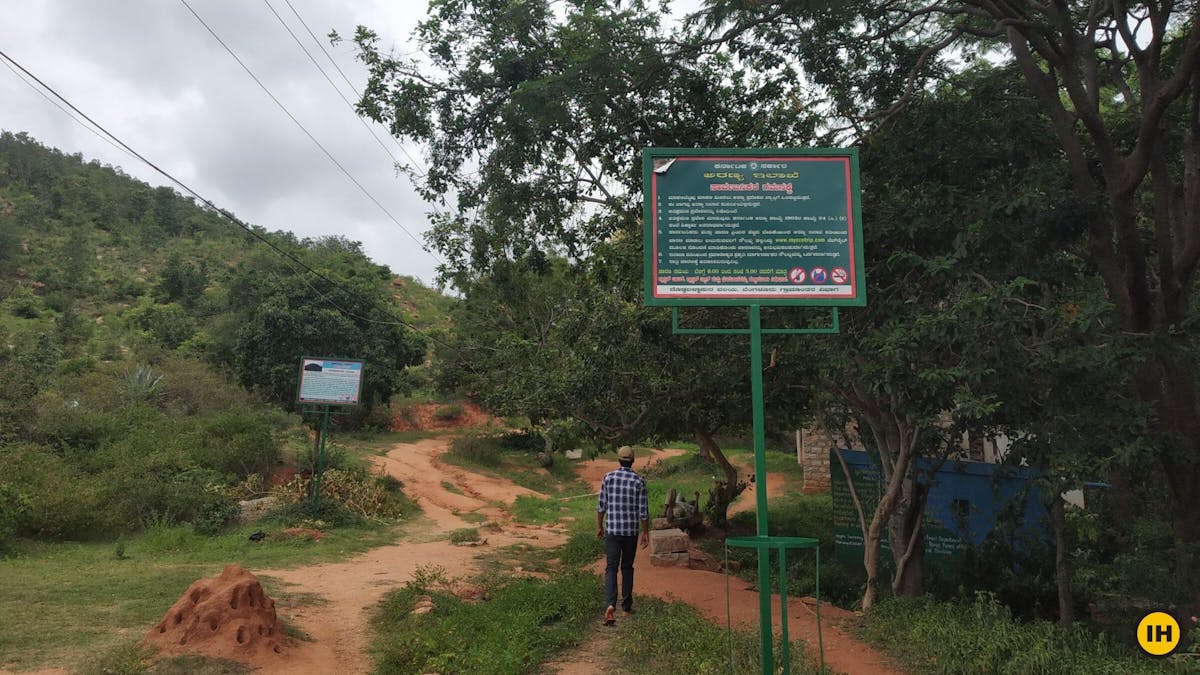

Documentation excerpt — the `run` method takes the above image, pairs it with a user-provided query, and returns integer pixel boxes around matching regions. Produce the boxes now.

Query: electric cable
[278,0,428,173]
[0,47,458,351]
[261,0,417,177]
[178,0,441,261]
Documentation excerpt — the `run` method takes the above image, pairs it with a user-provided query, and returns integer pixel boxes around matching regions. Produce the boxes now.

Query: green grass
[448,527,481,544]
[80,643,253,675]
[371,572,597,674]
[609,595,830,674]
[440,480,464,495]
[442,435,589,496]
[859,595,1172,674]
[0,521,399,672]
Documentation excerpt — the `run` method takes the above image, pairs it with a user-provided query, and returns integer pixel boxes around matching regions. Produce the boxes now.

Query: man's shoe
[622,607,633,616]
[603,606,616,626]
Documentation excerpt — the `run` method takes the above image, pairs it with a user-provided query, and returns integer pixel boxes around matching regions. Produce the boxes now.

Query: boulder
[649,528,689,554]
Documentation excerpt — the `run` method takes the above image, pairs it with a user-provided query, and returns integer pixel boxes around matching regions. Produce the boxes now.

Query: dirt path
[231,441,897,674]
[256,437,565,675]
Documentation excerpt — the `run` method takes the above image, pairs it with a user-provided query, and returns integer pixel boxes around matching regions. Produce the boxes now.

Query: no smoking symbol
[831,267,848,284]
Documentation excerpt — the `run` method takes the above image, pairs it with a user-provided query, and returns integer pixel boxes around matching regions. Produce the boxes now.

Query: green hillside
[0,130,451,545]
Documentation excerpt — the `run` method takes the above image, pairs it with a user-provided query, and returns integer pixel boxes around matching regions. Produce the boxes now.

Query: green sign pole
[311,404,330,518]
[646,148,862,675]
[748,305,774,671]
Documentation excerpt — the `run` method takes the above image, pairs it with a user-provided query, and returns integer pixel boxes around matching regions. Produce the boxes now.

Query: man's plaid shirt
[597,466,648,536]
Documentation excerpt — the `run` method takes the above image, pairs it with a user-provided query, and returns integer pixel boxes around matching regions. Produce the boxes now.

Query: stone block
[650,552,690,567]
[686,547,723,572]
[651,517,672,530]
[650,528,689,554]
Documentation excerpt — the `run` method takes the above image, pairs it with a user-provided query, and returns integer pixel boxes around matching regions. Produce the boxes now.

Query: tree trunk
[1051,495,1075,627]
[890,476,927,598]
[696,429,744,527]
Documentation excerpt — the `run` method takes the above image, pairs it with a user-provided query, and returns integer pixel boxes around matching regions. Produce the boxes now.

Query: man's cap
[617,445,635,461]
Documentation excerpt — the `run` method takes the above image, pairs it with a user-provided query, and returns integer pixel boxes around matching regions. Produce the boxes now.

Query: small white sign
[298,358,364,406]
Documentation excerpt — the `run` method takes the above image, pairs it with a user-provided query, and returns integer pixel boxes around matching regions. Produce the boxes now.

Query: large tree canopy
[696,0,1200,599]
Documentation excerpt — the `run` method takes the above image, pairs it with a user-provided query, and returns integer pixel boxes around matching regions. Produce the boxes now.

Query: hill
[0,130,452,545]
[0,130,453,399]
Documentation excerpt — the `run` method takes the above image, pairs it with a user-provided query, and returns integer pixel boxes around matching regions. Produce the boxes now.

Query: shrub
[272,469,412,521]
[3,443,108,538]
[433,403,464,422]
[448,527,481,544]
[193,499,241,536]
[0,482,30,553]
[194,409,280,479]
[449,434,502,467]
[859,594,1164,674]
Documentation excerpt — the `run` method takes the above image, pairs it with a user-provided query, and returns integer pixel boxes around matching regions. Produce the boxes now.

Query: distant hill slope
[0,130,453,407]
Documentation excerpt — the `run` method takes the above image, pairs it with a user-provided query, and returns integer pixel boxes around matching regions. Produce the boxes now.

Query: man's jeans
[604,533,639,611]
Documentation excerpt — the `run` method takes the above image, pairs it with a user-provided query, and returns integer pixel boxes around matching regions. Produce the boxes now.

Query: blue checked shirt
[597,466,648,536]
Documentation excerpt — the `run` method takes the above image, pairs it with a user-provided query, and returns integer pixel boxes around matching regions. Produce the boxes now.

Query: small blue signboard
[297,358,364,406]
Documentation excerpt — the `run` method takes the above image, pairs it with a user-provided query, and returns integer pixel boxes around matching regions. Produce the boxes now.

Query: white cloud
[0,0,440,285]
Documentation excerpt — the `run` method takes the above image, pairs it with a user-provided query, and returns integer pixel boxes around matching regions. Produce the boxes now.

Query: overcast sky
[1,0,443,285]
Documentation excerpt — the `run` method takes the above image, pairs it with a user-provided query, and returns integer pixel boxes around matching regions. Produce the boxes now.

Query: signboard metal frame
[643,147,865,674]
[643,147,868,307]
[296,357,365,407]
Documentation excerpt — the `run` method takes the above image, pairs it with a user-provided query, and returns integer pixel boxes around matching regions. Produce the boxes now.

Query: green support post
[671,306,835,675]
[311,405,330,518]
[749,305,774,672]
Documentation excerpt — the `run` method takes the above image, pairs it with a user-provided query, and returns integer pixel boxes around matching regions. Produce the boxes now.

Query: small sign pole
[311,404,331,517]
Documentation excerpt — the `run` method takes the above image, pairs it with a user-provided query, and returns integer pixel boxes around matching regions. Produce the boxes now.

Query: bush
[449,527,481,544]
[448,434,502,467]
[193,499,240,536]
[859,594,1164,674]
[194,409,280,480]
[371,573,596,674]
[272,469,413,521]
[3,443,108,538]
[498,430,544,452]
[265,499,367,529]
[0,482,30,553]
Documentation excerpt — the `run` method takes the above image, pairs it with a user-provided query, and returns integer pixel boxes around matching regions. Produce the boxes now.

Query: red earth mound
[143,564,287,665]
[391,401,497,431]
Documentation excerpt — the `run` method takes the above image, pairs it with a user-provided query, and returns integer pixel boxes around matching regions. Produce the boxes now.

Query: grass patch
[0,522,398,671]
[440,480,465,495]
[443,434,589,496]
[454,511,488,524]
[859,595,1165,674]
[448,527,481,544]
[610,595,828,674]
[512,494,568,525]
[371,572,597,674]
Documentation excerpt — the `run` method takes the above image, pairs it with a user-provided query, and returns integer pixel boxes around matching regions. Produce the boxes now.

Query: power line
[261,0,412,175]
[0,47,453,347]
[1,58,141,166]
[278,0,428,174]
[178,0,441,262]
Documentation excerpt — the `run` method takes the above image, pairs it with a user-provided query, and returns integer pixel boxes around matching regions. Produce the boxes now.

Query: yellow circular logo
[1136,611,1181,657]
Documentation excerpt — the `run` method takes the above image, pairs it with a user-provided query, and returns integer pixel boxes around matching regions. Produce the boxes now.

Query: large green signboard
[643,148,865,306]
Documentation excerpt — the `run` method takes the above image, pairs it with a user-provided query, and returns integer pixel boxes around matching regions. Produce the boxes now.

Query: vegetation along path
[254,436,899,674]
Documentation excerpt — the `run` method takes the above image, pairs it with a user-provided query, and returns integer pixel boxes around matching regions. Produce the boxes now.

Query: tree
[699,0,1200,602]
[343,0,814,283]
[226,238,426,412]
[439,236,808,524]
[347,0,820,522]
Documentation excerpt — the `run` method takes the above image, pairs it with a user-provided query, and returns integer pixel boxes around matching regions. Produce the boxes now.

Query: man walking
[596,445,649,625]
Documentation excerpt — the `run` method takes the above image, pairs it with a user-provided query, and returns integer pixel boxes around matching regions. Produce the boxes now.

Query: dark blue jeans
[604,533,638,611]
